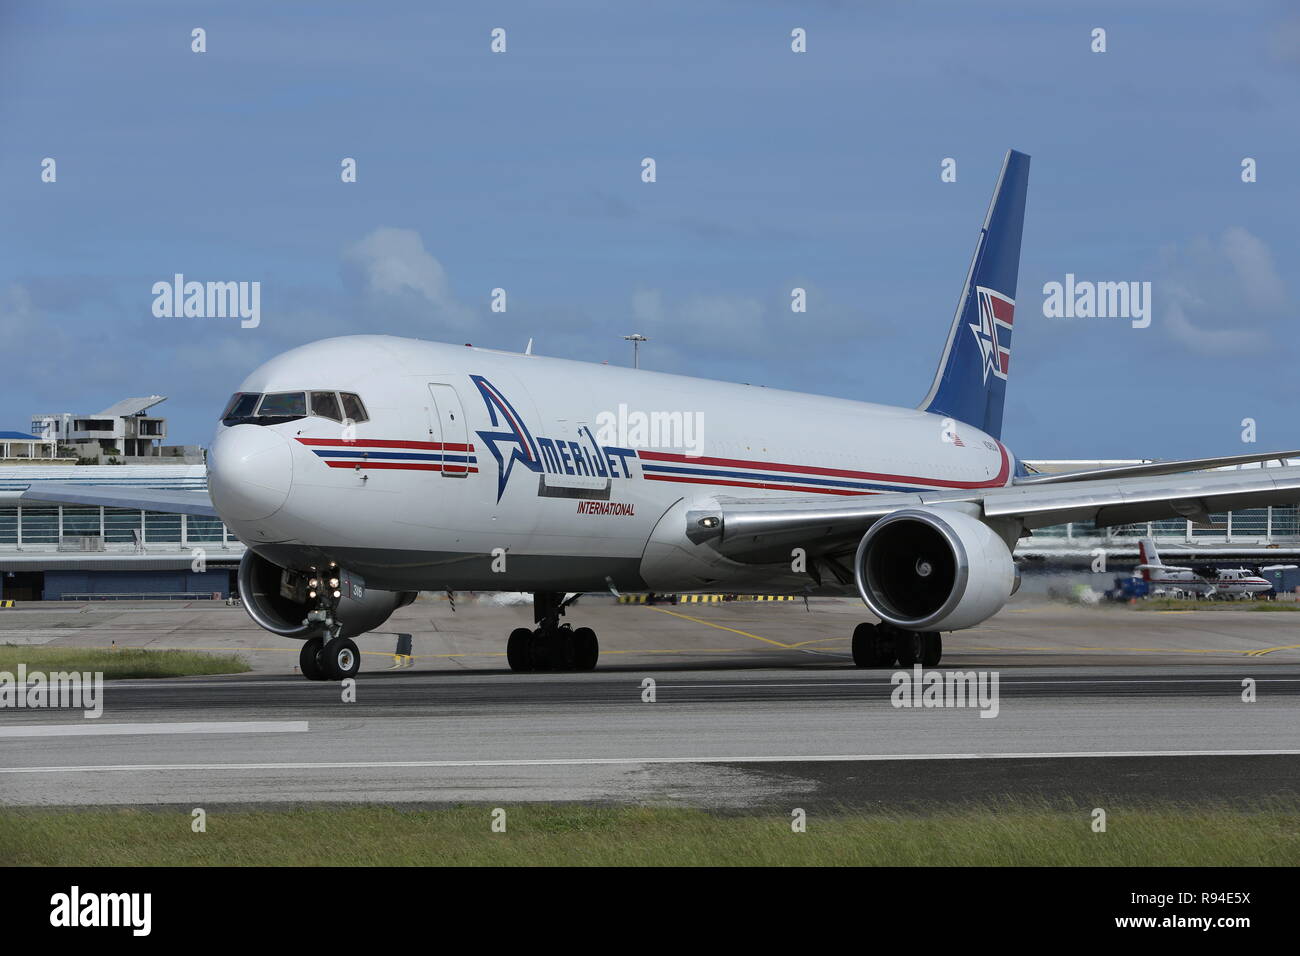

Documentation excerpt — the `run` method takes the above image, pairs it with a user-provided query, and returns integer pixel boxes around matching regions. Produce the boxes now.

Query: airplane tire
[920,632,942,667]
[572,627,599,671]
[299,637,326,681]
[529,628,554,670]
[506,627,534,672]
[551,629,577,671]
[852,623,892,667]
[321,636,360,680]
[893,629,921,667]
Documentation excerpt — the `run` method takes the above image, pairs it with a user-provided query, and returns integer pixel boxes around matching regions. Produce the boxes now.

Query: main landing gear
[299,631,361,681]
[506,591,599,673]
[851,622,942,668]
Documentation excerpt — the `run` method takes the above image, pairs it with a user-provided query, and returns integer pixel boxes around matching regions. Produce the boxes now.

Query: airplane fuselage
[1209,569,1273,598]
[208,335,1015,595]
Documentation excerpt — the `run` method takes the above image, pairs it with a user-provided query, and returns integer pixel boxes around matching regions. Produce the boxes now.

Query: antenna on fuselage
[524,337,534,355]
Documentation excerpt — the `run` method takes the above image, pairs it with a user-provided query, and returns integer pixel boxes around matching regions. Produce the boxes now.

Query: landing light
[332,590,341,599]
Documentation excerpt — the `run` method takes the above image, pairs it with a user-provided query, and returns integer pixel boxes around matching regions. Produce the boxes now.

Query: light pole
[623,333,648,369]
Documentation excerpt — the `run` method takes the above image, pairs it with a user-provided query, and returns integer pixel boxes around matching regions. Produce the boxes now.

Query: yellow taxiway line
[643,606,799,648]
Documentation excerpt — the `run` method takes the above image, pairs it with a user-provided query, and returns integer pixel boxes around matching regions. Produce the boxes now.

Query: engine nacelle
[237,551,416,639]
[854,507,1016,632]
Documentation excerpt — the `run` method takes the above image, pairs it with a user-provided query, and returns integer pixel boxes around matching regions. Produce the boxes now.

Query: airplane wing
[16,483,217,517]
[685,463,1300,563]
[1134,564,1195,573]
[1015,449,1300,485]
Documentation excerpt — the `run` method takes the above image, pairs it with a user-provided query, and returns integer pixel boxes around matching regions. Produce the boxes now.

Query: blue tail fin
[918,149,1030,440]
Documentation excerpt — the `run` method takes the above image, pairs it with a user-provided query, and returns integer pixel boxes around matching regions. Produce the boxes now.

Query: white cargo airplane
[25,150,1300,679]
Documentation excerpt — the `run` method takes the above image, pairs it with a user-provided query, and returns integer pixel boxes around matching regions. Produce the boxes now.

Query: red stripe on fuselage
[298,438,475,451]
[644,474,871,496]
[638,441,1011,490]
[323,461,479,473]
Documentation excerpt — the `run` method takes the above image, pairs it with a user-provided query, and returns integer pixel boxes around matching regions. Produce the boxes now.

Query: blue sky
[1,0,1297,458]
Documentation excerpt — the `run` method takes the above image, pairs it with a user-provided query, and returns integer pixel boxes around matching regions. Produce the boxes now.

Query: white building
[0,430,61,462]
[30,396,198,462]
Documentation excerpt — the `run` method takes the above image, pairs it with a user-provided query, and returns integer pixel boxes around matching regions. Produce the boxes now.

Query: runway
[3,667,1299,808]
[1,597,1298,808]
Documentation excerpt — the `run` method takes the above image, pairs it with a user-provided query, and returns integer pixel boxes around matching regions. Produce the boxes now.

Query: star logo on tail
[969,287,1014,384]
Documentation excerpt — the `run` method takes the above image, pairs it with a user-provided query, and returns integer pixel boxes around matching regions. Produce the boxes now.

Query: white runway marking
[3,748,1298,773]
[0,720,309,738]
[0,629,83,645]
[679,678,1300,688]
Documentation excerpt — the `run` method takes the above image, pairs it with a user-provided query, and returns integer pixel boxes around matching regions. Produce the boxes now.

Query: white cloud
[1220,226,1287,312]
[1163,300,1265,355]
[342,227,476,330]
[1157,227,1290,356]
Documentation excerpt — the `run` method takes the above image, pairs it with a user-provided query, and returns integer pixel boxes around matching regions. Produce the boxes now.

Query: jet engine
[237,551,416,639]
[854,507,1017,631]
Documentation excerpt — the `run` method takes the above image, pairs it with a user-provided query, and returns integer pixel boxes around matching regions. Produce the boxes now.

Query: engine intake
[237,551,416,639]
[854,507,1016,631]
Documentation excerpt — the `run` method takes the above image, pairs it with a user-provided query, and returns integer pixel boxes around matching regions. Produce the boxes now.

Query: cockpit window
[340,392,369,423]
[222,390,366,426]
[310,391,343,423]
[256,392,307,418]
[222,393,259,421]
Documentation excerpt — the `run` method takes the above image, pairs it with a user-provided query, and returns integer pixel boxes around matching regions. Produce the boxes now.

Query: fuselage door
[428,383,469,477]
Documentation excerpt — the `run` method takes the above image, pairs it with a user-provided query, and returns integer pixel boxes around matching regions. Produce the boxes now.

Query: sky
[1,0,1297,459]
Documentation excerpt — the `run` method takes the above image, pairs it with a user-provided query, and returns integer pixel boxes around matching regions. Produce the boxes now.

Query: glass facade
[104,507,142,544]
[1027,507,1298,544]
[19,506,58,544]
[1,503,1298,551]
[0,504,231,547]
[144,511,182,543]
[61,506,100,537]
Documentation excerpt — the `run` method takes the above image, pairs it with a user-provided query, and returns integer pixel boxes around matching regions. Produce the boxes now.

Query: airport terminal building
[1,459,1298,601]
[0,464,242,601]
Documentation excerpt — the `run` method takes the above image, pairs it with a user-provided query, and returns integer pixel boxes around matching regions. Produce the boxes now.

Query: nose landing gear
[294,562,363,681]
[298,630,361,681]
[506,592,600,673]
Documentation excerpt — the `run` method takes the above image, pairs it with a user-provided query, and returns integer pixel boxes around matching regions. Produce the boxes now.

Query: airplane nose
[208,425,294,521]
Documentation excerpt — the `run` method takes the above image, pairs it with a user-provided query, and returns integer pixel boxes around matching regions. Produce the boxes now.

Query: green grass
[3,801,1297,866]
[0,645,250,680]
[1127,598,1299,611]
